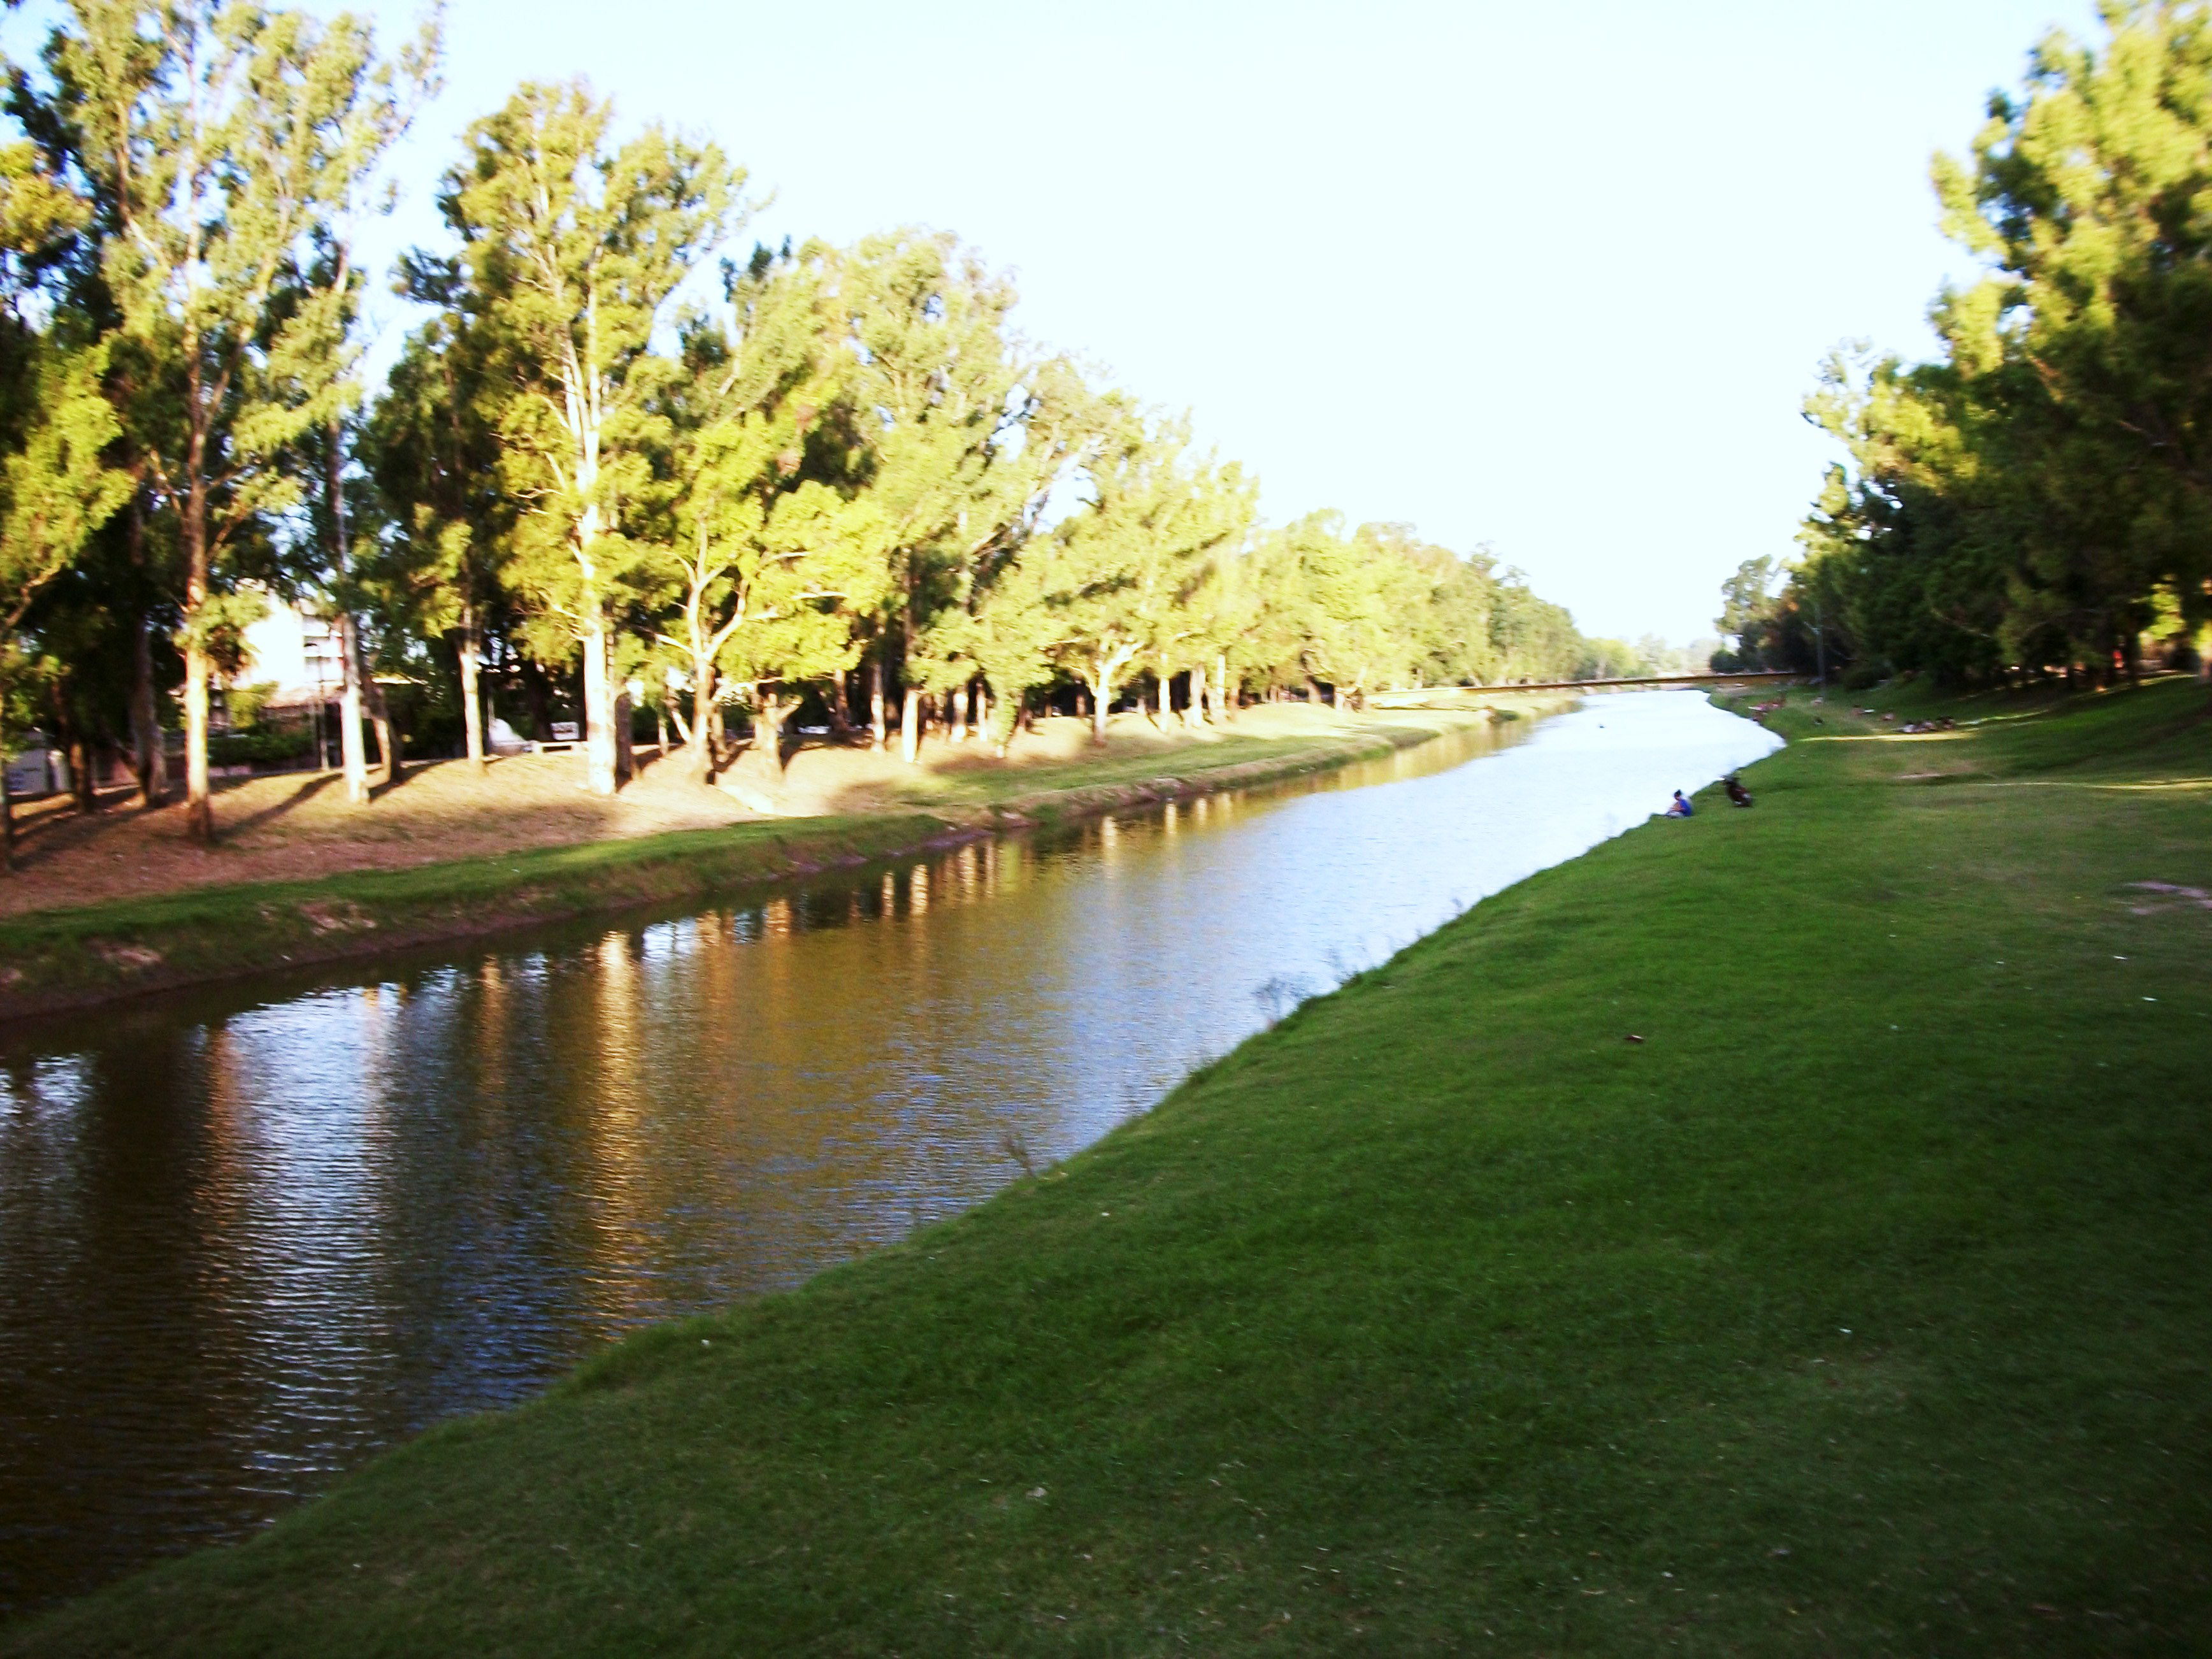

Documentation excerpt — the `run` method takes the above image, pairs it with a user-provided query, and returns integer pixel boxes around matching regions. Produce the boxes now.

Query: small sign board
[550,721,581,742]
[3,752,53,798]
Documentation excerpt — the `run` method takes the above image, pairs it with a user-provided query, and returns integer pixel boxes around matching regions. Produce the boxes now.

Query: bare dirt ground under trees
[1,705,1403,918]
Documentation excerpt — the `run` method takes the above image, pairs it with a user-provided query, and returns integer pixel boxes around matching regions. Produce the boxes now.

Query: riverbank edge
[0,706,1538,1024]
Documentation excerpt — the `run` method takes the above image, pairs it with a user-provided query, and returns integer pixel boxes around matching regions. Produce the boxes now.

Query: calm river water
[0,691,1779,1613]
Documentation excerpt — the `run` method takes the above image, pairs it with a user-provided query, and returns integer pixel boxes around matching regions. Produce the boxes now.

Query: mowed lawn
[9,681,2209,1656]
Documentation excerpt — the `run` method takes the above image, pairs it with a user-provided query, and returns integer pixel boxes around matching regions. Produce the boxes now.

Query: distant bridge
[1370,671,1802,707]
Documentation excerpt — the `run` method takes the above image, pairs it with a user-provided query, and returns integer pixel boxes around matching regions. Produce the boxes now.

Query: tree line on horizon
[0,3,1642,860]
[1718,0,2212,691]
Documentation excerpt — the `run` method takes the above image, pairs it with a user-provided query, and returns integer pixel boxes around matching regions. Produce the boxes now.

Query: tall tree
[0,339,131,868]
[1035,406,1249,742]
[425,79,740,796]
[36,1,431,840]
[369,303,509,773]
[1793,3,2212,691]
[834,231,1037,762]
[908,352,1096,749]
[1296,517,1426,708]
[0,36,136,863]
[643,258,896,779]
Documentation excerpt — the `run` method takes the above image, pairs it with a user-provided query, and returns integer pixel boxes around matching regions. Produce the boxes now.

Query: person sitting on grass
[1664,789,1693,817]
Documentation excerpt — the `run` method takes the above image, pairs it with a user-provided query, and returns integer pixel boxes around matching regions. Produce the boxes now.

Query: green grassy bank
[8,680,2209,1655]
[0,712,1488,1022]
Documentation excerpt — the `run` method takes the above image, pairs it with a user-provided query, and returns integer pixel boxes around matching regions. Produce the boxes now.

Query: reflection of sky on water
[0,693,1778,1614]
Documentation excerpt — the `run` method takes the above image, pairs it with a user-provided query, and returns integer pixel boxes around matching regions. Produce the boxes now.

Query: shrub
[210,726,317,767]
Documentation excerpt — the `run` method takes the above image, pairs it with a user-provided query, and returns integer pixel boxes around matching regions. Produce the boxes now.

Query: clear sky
[11,0,2104,643]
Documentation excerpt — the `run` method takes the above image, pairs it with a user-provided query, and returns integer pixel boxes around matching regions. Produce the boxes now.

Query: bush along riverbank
[10,679,2209,1656]
[0,707,1522,1022]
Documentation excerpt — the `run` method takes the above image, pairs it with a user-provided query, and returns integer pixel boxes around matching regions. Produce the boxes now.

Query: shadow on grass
[220,770,342,836]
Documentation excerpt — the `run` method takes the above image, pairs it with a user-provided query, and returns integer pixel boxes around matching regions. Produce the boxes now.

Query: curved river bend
[0,691,1778,1612]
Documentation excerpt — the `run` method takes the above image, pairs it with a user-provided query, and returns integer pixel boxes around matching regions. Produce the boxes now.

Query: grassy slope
[0,710,1493,1019]
[9,681,2209,1656]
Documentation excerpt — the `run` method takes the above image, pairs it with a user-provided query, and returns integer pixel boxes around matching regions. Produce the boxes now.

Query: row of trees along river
[1715,1,2212,693]
[0,3,1679,860]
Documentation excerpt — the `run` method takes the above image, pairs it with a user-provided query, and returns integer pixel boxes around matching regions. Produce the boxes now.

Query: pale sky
[10,0,2103,642]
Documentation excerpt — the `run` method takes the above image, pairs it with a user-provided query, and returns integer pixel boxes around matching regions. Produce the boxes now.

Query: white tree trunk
[582,608,618,796]
[339,612,370,805]
[457,609,485,771]
[182,640,212,840]
[900,684,922,765]
[689,666,717,780]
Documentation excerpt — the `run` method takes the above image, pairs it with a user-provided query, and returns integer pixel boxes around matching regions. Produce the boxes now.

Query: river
[0,690,1779,1614]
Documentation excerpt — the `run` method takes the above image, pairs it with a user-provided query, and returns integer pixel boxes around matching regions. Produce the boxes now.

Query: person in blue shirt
[1663,789,1693,817]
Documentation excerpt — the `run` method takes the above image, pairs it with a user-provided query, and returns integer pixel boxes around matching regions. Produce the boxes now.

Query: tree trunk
[750,689,786,776]
[613,686,635,782]
[831,667,854,736]
[1216,654,1232,724]
[370,701,398,780]
[521,657,554,741]
[581,608,618,796]
[179,470,216,843]
[69,737,95,814]
[950,684,967,743]
[655,702,669,757]
[1151,674,1165,724]
[900,684,923,765]
[870,650,887,749]
[361,658,399,785]
[182,640,212,843]
[339,612,370,805]
[690,664,718,781]
[1090,671,1112,743]
[457,606,486,772]
[131,612,168,809]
